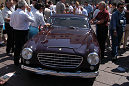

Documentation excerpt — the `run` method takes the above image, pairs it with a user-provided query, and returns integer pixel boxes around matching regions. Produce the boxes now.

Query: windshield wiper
[69,26,78,29]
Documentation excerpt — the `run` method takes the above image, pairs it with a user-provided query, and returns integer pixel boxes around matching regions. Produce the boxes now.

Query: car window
[48,17,89,28]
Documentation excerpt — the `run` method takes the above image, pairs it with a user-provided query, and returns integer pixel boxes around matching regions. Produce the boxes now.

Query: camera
[120,20,124,24]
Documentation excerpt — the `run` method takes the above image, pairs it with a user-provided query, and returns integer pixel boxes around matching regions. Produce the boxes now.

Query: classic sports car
[21,14,101,78]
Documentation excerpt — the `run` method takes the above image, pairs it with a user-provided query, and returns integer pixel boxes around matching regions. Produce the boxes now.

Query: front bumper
[21,65,99,78]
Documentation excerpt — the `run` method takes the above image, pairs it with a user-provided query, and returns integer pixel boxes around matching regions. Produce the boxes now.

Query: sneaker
[0,43,5,47]
[10,49,14,53]
[107,47,112,51]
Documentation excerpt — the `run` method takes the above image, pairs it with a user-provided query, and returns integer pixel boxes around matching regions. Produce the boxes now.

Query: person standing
[10,1,35,65]
[30,0,37,15]
[110,3,126,60]
[93,5,100,18]
[2,0,14,56]
[123,4,129,49]
[0,3,5,10]
[0,10,4,46]
[29,3,47,39]
[111,3,117,14]
[69,2,74,14]
[56,0,66,14]
[83,1,93,20]
[90,1,109,59]
[73,1,82,14]
[81,7,88,16]
[44,4,51,21]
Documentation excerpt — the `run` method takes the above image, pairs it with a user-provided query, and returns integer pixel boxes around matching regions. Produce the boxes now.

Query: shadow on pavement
[0,53,7,58]
[110,49,129,86]
[100,50,112,64]
[111,55,129,72]
[112,76,129,86]
[0,56,95,86]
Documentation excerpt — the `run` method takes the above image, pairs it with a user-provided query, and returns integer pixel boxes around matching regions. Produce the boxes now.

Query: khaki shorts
[0,25,3,38]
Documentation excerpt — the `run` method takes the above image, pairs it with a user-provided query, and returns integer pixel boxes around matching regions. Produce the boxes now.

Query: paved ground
[0,26,129,86]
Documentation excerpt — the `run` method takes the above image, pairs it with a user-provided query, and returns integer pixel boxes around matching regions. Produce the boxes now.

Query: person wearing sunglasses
[110,2,126,61]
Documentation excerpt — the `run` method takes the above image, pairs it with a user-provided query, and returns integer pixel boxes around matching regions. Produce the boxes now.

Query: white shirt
[44,8,51,20]
[0,10,4,25]
[69,5,73,13]
[30,4,37,15]
[74,6,82,14]
[31,10,46,28]
[82,8,88,16]
[2,7,14,23]
[10,8,35,30]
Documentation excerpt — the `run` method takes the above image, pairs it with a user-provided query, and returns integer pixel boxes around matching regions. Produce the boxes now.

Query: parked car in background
[21,14,101,79]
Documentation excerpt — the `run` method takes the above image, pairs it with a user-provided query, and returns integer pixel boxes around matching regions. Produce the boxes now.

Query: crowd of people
[0,0,129,65]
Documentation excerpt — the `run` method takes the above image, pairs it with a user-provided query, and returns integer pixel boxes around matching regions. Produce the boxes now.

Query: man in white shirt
[83,1,93,20]
[30,0,37,15]
[2,0,14,56]
[29,3,46,39]
[44,4,51,21]
[81,7,88,16]
[10,1,35,66]
[69,3,74,13]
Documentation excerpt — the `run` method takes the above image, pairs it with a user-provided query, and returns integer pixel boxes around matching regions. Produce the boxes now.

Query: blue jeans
[29,26,39,39]
[110,28,123,57]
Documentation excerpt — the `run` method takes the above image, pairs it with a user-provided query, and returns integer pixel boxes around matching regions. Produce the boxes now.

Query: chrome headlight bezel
[87,52,99,65]
[22,48,33,60]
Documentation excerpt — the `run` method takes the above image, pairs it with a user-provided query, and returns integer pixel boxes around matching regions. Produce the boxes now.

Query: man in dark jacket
[110,3,126,61]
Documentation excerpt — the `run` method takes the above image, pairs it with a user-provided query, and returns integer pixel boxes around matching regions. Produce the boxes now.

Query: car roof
[51,14,87,18]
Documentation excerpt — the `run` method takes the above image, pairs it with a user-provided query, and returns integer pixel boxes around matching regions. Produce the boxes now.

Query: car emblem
[59,48,62,51]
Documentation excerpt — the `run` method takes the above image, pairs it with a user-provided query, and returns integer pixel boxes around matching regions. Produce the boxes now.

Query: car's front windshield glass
[49,17,89,28]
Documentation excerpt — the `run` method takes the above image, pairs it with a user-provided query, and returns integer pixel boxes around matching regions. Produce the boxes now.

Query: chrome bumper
[21,65,99,78]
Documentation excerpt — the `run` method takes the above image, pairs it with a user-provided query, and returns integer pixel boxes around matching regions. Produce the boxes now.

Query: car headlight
[87,52,99,65]
[22,48,33,60]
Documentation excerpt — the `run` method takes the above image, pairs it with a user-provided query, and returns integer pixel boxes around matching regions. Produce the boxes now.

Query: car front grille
[37,53,83,69]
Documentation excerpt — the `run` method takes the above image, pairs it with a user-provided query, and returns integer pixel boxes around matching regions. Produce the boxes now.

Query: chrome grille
[37,53,83,69]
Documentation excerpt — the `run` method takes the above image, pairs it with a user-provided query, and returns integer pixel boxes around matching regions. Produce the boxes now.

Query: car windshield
[49,17,89,28]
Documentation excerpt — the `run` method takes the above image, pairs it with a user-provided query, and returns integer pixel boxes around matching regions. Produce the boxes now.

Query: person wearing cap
[73,1,82,14]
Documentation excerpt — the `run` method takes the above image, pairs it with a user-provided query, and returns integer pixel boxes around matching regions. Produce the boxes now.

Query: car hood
[24,26,98,54]
[41,26,90,48]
